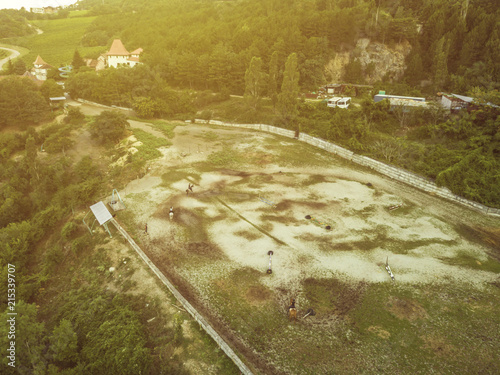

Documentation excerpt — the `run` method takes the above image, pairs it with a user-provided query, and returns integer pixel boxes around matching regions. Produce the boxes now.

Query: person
[289,298,296,310]
[169,207,174,220]
[145,223,148,234]
[188,183,194,193]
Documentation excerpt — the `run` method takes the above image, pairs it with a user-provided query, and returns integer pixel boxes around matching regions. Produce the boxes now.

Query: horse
[288,298,297,323]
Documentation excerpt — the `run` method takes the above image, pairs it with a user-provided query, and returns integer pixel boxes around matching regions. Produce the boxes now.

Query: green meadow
[4,16,105,67]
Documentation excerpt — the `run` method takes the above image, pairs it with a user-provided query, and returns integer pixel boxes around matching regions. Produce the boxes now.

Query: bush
[61,222,77,241]
[64,106,85,125]
[89,110,129,144]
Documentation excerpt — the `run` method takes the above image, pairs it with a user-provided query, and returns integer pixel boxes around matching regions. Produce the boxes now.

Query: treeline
[0,9,35,38]
[66,65,194,118]
[405,0,500,92]
[74,0,499,94]
[0,76,65,129]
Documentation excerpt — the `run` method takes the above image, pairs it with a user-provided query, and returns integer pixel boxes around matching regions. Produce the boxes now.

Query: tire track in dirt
[215,196,288,246]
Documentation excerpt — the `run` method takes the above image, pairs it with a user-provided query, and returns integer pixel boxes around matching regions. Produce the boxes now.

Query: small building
[49,96,66,109]
[441,93,473,112]
[374,94,426,103]
[21,71,44,86]
[327,97,351,109]
[322,83,373,97]
[374,93,427,111]
[103,39,142,69]
[32,55,53,81]
[30,6,58,14]
[44,6,56,14]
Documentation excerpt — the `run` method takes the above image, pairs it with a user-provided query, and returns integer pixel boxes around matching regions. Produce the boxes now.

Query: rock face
[325,38,412,84]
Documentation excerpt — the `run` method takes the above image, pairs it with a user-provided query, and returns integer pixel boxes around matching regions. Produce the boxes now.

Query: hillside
[74,0,499,93]
[0,1,499,373]
[0,9,35,38]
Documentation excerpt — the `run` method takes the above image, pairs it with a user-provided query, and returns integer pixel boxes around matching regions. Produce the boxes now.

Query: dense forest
[70,0,500,93]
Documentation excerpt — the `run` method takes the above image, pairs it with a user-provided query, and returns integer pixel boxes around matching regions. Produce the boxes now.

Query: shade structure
[90,201,113,225]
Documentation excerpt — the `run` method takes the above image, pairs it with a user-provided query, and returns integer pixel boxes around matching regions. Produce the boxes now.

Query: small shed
[374,94,427,111]
[374,94,426,103]
[441,94,473,112]
[83,201,114,237]
[49,96,66,109]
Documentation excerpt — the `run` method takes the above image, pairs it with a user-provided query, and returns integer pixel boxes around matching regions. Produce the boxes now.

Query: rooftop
[106,39,130,56]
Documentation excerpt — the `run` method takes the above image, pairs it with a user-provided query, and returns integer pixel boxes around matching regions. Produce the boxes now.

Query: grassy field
[3,15,104,67]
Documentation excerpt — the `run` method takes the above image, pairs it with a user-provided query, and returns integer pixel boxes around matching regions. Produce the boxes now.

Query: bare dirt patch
[368,325,391,339]
[386,296,428,321]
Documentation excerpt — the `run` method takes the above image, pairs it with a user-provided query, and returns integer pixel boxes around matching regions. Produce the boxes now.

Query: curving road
[0,47,20,71]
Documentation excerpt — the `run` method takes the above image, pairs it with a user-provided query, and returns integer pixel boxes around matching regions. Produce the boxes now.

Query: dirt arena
[116,122,500,374]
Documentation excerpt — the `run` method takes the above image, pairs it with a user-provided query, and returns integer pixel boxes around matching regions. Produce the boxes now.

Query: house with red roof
[32,55,53,81]
[103,39,143,69]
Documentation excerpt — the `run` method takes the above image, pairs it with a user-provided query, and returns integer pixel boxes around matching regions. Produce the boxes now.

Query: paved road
[0,47,20,71]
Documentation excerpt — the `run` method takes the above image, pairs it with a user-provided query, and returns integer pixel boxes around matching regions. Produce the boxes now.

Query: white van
[327,97,351,109]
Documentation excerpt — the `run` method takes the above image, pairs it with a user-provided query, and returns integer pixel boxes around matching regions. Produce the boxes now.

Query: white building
[32,55,52,81]
[104,39,142,68]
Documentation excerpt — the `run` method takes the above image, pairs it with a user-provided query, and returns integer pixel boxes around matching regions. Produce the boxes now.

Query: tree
[244,56,265,109]
[0,77,50,129]
[405,47,424,85]
[49,319,78,363]
[277,53,300,126]
[433,36,449,89]
[268,51,279,109]
[81,30,109,47]
[12,59,26,75]
[71,50,86,71]
[343,58,364,84]
[0,301,46,373]
[64,106,85,125]
[40,79,64,101]
[89,110,129,144]
[4,59,13,75]
[132,96,168,118]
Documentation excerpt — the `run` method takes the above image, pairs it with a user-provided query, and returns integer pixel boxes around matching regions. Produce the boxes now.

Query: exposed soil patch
[246,285,272,305]
[422,335,456,357]
[303,278,366,318]
[386,297,428,321]
[184,241,225,260]
[368,325,391,339]
[275,199,329,211]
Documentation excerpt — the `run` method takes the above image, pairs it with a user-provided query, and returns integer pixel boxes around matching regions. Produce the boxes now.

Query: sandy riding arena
[117,123,500,375]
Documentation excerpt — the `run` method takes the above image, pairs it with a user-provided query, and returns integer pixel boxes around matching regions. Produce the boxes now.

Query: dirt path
[0,47,20,70]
